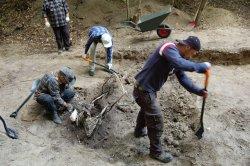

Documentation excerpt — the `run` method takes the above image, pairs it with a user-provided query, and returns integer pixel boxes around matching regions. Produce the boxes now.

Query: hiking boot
[65,47,72,52]
[149,152,173,163]
[134,127,147,138]
[53,111,62,124]
[58,49,63,55]
[89,70,95,76]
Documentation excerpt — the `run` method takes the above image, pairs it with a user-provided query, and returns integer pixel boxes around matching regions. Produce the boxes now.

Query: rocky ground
[0,0,249,165]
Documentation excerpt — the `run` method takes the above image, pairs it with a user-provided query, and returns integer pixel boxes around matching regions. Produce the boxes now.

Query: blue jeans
[36,89,75,113]
[133,86,164,155]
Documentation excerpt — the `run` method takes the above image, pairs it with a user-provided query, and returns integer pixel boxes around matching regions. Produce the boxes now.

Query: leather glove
[45,21,50,28]
[66,16,70,22]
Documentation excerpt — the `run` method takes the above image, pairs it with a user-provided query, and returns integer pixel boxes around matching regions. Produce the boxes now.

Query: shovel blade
[31,79,40,92]
[10,112,17,118]
[195,127,204,139]
[7,128,18,139]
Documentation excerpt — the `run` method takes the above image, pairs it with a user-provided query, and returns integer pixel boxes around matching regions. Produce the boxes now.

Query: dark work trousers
[52,25,70,51]
[133,86,164,155]
[36,89,75,114]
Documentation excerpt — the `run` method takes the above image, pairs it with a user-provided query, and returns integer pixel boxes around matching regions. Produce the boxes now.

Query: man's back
[37,73,59,95]
[135,43,177,92]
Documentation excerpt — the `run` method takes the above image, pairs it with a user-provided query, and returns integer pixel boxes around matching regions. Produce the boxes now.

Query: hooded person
[34,66,76,124]
[83,26,113,76]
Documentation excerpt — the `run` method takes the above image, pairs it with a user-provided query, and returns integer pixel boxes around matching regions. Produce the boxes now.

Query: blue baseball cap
[176,36,201,51]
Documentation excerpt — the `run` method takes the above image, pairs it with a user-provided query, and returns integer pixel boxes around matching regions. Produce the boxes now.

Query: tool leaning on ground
[83,56,120,75]
[82,56,131,85]
[195,70,211,139]
[0,115,18,139]
[10,79,40,118]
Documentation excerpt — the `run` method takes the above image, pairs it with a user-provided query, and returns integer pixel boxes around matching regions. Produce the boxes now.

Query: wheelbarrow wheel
[157,24,171,38]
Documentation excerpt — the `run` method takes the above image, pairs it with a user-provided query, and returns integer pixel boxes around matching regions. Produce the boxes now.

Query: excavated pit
[14,49,249,165]
[64,49,250,164]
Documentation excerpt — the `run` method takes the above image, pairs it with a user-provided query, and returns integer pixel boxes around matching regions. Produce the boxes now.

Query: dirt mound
[199,6,244,29]
[59,68,206,164]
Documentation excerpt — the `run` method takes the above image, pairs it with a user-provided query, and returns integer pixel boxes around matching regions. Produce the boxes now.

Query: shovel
[82,57,120,75]
[10,79,40,118]
[195,70,210,139]
[83,57,131,85]
[0,115,18,139]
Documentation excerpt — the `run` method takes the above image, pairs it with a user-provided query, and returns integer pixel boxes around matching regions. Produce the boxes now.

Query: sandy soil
[0,0,249,165]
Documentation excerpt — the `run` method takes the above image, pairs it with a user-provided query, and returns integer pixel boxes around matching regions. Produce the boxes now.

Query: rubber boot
[53,110,62,124]
[149,152,173,163]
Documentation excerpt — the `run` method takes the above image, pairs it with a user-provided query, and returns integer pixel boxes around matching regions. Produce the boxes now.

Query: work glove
[82,54,87,59]
[107,63,112,70]
[45,21,50,28]
[70,109,78,122]
[66,16,70,22]
[82,54,90,59]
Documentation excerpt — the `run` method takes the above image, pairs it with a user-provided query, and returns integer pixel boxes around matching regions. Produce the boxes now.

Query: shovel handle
[82,56,120,75]
[204,69,211,89]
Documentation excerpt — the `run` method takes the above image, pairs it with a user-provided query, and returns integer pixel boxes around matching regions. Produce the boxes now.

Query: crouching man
[34,66,76,124]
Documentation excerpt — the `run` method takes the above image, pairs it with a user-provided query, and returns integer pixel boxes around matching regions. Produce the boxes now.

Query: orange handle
[83,56,92,62]
[204,69,211,89]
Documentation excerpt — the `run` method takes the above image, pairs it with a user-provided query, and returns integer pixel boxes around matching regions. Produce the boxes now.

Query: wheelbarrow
[121,5,172,38]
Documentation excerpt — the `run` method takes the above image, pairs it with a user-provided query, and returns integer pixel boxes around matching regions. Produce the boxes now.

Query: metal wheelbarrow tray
[122,5,172,38]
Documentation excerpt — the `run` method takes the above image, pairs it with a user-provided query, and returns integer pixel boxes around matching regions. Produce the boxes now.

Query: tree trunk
[194,0,208,26]
[126,0,130,20]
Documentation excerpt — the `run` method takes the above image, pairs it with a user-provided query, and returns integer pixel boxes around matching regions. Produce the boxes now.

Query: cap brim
[176,39,188,45]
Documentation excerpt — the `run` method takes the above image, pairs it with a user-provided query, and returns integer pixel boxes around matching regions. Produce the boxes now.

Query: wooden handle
[83,56,92,62]
[204,69,211,89]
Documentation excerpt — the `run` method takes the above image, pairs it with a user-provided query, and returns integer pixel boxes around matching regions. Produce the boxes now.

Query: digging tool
[10,79,40,118]
[0,116,18,139]
[195,70,210,139]
[82,57,120,75]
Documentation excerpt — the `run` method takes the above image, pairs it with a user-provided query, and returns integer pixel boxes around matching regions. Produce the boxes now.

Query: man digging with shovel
[34,67,76,124]
[133,36,211,163]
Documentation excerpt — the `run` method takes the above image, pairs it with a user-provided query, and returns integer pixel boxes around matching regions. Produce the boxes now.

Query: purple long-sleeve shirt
[135,42,208,95]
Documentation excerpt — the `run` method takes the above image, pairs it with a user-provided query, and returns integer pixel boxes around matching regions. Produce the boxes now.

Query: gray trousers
[87,42,112,71]
[133,86,164,155]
